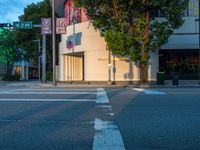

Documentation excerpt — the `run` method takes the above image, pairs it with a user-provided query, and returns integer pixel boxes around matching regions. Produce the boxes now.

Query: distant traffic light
[0,23,12,27]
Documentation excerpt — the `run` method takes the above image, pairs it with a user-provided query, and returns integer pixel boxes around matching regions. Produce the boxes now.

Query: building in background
[56,0,200,83]
[159,0,200,80]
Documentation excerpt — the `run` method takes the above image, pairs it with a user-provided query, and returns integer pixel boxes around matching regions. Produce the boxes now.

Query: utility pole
[52,0,57,86]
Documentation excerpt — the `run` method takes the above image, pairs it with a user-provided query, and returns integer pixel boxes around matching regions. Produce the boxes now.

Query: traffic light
[0,23,12,28]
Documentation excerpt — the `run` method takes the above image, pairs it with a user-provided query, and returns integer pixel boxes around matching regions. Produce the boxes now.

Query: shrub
[46,71,52,81]
[2,74,20,81]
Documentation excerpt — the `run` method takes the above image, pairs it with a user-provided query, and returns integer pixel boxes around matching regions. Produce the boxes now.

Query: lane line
[0,91,96,95]
[94,88,126,150]
[96,88,109,104]
[0,99,95,102]
[93,118,125,150]
[133,88,166,95]
[96,105,112,111]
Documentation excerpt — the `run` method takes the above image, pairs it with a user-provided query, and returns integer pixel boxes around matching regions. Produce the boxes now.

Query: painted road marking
[133,88,166,95]
[93,118,125,150]
[0,91,96,95]
[96,105,112,111]
[96,88,109,104]
[94,88,125,150]
[0,99,94,102]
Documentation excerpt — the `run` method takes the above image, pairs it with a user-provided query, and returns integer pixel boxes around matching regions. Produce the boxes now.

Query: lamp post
[112,54,116,85]
[52,0,57,86]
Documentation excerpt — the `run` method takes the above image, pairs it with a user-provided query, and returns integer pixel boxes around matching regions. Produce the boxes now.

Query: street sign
[0,23,12,28]
[56,18,66,34]
[41,18,52,35]
[13,21,32,29]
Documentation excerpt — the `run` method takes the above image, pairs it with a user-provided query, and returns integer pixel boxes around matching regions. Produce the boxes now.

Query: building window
[159,49,199,80]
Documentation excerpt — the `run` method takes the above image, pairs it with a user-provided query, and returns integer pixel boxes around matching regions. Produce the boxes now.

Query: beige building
[59,21,158,82]
[58,0,199,83]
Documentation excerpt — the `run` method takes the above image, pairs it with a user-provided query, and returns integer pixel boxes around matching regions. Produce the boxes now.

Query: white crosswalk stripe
[0,99,94,102]
[133,88,166,95]
[0,87,126,149]
[0,91,96,95]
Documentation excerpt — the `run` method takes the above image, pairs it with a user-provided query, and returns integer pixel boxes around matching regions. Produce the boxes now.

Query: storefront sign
[67,40,73,49]
[66,32,82,49]
[41,18,52,34]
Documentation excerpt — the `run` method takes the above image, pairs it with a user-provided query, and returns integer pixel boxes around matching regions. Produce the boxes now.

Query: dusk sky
[0,0,43,23]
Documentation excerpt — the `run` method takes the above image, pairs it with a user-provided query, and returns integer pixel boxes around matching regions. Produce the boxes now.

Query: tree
[15,0,54,70]
[0,28,23,75]
[74,0,189,82]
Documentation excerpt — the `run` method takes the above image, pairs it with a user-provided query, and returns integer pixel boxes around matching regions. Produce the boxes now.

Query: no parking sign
[41,18,52,35]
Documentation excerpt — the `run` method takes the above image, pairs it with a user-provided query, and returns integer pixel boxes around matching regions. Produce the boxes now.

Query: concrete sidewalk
[0,80,200,88]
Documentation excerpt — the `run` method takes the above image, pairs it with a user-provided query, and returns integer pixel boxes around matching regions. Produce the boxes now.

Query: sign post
[41,18,52,34]
[41,18,52,83]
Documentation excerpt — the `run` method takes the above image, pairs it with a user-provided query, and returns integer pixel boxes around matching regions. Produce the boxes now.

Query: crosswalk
[0,87,126,150]
[0,87,166,150]
[133,88,166,95]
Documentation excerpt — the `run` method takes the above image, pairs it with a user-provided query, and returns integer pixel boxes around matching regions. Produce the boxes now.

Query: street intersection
[0,85,200,150]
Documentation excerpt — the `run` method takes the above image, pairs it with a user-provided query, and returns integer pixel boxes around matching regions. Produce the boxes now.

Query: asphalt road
[0,86,200,150]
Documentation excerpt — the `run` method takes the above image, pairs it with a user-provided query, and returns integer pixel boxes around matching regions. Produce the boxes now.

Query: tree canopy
[74,0,189,82]
[0,28,23,75]
[16,0,52,67]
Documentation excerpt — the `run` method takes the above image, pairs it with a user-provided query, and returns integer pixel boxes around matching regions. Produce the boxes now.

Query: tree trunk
[139,63,147,83]
[6,57,13,76]
[139,4,149,83]
[6,62,10,75]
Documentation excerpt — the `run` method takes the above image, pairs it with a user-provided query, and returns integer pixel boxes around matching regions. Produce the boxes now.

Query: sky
[0,0,43,23]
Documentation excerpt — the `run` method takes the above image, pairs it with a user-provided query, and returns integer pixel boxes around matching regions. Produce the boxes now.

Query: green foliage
[0,28,23,75]
[16,0,53,68]
[46,71,53,81]
[2,74,20,81]
[74,0,189,66]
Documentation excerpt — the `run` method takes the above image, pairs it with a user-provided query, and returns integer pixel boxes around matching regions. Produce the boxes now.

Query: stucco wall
[162,17,199,49]
[59,21,158,81]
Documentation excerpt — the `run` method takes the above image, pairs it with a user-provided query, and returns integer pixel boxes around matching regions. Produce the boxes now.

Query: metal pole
[42,34,46,83]
[108,46,111,82]
[112,54,116,84]
[73,20,75,52]
[38,40,41,81]
[72,11,76,53]
[52,0,57,86]
[199,0,200,84]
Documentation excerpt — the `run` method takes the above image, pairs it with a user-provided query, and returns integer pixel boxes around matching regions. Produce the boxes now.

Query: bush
[46,71,53,81]
[2,74,20,81]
